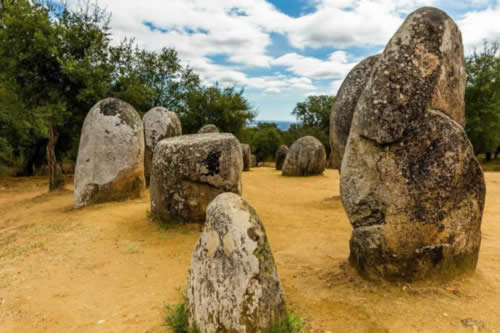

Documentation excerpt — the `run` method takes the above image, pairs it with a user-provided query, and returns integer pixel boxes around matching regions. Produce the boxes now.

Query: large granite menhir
[187,193,286,333]
[241,143,251,171]
[329,55,379,170]
[74,98,145,208]
[340,7,485,281]
[150,133,243,223]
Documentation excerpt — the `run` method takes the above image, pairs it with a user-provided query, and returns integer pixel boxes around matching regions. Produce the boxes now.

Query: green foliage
[292,95,334,130]
[265,312,306,333]
[165,298,200,333]
[239,122,283,162]
[465,41,500,154]
[180,85,256,135]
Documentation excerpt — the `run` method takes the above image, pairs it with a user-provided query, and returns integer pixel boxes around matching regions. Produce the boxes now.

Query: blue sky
[90,0,500,121]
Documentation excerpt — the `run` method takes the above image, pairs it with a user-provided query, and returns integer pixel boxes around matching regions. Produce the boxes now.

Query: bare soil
[0,168,499,333]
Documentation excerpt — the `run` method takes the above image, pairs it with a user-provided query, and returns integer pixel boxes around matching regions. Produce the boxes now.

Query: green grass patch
[165,295,306,333]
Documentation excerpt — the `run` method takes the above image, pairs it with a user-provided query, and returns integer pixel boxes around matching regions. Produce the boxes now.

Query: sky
[81,0,500,121]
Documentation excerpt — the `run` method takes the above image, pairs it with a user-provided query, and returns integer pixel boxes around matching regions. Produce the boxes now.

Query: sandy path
[0,169,499,332]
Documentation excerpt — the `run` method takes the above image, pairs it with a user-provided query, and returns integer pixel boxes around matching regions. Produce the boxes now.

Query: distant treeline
[0,1,499,189]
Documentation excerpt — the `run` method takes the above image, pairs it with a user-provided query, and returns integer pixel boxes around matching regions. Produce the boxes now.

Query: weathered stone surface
[282,137,326,176]
[341,7,485,281]
[150,133,243,222]
[198,124,220,134]
[329,55,380,170]
[327,152,341,169]
[275,145,288,171]
[187,193,286,333]
[143,107,182,186]
[241,144,252,171]
[74,98,145,208]
[251,154,257,168]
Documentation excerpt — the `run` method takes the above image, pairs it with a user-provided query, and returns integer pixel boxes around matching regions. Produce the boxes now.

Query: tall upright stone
[150,133,243,223]
[74,98,145,208]
[329,55,380,170]
[282,136,326,176]
[187,193,286,333]
[341,7,485,281]
[143,107,182,186]
[275,145,288,171]
[241,143,251,171]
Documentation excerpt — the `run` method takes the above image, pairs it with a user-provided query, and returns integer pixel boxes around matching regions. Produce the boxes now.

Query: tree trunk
[46,124,64,191]
[485,152,492,162]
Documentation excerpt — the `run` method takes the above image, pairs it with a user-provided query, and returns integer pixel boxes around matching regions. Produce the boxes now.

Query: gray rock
[150,133,243,223]
[74,98,145,208]
[282,137,326,176]
[327,152,341,170]
[341,7,485,281]
[187,193,286,333]
[251,154,257,168]
[198,124,219,134]
[275,145,288,171]
[143,107,182,186]
[329,55,380,170]
[241,144,251,171]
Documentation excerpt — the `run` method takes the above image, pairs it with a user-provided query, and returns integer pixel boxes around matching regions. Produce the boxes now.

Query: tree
[290,95,334,155]
[465,41,500,159]
[292,95,334,130]
[0,0,113,188]
[180,85,256,135]
[239,122,283,162]
[108,41,200,113]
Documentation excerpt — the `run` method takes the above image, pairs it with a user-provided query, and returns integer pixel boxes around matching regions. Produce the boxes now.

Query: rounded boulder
[74,98,145,208]
[282,137,326,176]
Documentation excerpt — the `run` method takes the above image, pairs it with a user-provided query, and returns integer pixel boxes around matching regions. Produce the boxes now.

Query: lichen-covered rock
[241,144,251,171]
[143,107,182,186]
[187,193,286,333]
[341,7,485,281]
[282,137,326,176]
[74,98,145,208]
[198,124,219,134]
[275,145,288,171]
[329,55,380,170]
[150,133,243,223]
[251,154,257,168]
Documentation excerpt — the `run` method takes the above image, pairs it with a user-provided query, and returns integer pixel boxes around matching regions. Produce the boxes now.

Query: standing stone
[198,124,219,134]
[241,143,251,171]
[74,98,145,208]
[329,55,380,170]
[341,7,485,281]
[143,107,182,186]
[275,145,288,170]
[282,137,326,176]
[251,154,257,168]
[187,193,286,333]
[150,133,243,223]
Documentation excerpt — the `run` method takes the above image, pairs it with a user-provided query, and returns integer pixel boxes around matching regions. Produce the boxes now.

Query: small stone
[198,124,219,134]
[275,145,288,171]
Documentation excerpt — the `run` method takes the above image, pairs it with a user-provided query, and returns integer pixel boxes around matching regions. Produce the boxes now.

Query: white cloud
[273,51,357,79]
[457,5,500,53]
[286,0,435,49]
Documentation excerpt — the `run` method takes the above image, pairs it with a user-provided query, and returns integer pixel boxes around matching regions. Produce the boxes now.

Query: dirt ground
[0,168,499,333]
